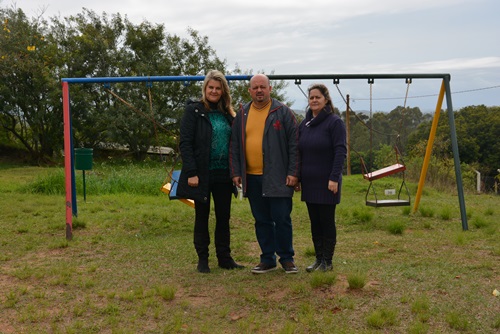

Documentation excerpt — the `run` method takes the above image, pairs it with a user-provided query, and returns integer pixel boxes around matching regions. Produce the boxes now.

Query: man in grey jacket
[230,74,300,274]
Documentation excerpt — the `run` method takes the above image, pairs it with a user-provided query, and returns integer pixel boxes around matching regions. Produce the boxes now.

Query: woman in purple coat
[298,84,347,272]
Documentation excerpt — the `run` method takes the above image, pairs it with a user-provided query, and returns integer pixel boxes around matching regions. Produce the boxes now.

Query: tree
[406,105,500,187]
[48,11,231,159]
[0,6,61,161]
[48,9,128,152]
[453,105,500,174]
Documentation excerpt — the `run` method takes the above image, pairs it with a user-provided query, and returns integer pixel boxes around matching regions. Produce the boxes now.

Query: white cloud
[10,0,500,109]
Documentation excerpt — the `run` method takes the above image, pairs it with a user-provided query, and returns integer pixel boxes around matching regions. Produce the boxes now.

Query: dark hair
[308,83,333,109]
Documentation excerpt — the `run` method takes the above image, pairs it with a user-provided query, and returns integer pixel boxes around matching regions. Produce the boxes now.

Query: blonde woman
[177,70,243,273]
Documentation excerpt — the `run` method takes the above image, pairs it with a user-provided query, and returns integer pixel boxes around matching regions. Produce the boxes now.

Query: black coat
[176,100,234,203]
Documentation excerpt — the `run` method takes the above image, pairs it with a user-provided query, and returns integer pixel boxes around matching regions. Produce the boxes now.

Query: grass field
[0,161,499,333]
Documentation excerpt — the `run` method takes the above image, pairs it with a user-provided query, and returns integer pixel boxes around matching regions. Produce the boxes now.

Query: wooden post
[346,94,351,176]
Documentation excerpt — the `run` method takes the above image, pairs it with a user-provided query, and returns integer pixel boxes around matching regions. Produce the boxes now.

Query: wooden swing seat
[363,162,410,207]
[363,163,406,182]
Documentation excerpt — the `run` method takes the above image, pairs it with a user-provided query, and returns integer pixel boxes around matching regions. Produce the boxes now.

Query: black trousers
[193,181,233,262]
[306,203,337,262]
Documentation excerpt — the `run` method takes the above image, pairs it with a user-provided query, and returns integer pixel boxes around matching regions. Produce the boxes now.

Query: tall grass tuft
[22,162,169,196]
[439,207,452,220]
[366,306,398,329]
[408,321,430,334]
[411,296,430,323]
[155,285,176,301]
[445,311,469,331]
[472,217,489,229]
[493,315,500,330]
[347,272,367,290]
[387,220,406,235]
[419,206,434,218]
[72,218,87,230]
[351,207,374,223]
[310,272,336,289]
[24,169,66,195]
[402,206,411,216]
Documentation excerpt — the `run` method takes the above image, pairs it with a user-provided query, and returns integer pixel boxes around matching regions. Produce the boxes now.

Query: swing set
[102,82,195,208]
[61,73,469,240]
[340,78,412,207]
[296,76,412,207]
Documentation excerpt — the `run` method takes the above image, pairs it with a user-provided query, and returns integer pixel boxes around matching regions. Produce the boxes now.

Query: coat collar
[304,105,332,127]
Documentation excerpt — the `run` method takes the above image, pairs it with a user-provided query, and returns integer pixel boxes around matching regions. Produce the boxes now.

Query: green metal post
[82,170,87,202]
[443,76,468,231]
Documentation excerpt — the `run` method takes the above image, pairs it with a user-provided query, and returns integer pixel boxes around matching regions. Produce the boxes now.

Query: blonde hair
[201,70,235,116]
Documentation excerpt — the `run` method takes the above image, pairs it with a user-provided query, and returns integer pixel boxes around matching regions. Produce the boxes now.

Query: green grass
[346,271,367,290]
[0,162,499,333]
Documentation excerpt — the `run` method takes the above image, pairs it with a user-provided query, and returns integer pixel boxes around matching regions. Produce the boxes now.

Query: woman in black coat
[177,70,243,273]
[298,84,347,272]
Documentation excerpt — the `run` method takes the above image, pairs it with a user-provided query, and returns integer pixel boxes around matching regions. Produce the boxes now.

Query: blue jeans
[246,175,295,265]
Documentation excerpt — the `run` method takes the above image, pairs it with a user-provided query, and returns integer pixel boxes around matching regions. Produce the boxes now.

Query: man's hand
[286,175,298,187]
[232,176,242,188]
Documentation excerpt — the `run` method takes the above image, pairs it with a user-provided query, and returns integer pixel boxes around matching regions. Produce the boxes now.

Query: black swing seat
[366,198,410,207]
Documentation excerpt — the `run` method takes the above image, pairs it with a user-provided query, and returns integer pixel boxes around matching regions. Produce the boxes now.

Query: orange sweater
[245,101,271,175]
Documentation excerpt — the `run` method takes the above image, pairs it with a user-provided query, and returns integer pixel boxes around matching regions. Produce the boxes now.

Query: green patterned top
[208,111,231,170]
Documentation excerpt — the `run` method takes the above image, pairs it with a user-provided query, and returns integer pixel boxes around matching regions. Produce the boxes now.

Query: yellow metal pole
[412,80,446,213]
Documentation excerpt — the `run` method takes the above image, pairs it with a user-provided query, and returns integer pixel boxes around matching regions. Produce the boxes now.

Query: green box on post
[74,148,93,170]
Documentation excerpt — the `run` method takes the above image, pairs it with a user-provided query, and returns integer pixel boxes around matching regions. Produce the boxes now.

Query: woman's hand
[188,176,199,187]
[328,180,338,194]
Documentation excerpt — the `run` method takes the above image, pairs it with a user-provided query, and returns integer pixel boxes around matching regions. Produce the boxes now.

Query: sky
[7,0,500,113]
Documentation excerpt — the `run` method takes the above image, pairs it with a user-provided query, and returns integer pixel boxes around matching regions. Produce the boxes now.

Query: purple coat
[298,106,347,205]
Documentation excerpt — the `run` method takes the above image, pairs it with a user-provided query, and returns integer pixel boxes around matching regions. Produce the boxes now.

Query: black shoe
[316,260,333,272]
[306,259,322,272]
[219,259,245,270]
[282,261,298,274]
[197,260,210,273]
[251,262,277,274]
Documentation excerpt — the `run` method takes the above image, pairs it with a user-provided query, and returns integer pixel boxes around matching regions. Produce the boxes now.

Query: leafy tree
[406,105,500,187]
[0,7,61,161]
[453,105,500,174]
[48,11,230,159]
[48,9,127,151]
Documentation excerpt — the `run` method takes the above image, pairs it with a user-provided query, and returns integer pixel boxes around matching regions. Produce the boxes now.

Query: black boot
[197,257,210,273]
[306,259,322,272]
[195,244,210,273]
[318,237,336,272]
[218,258,244,270]
[306,237,323,272]
[194,230,210,273]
